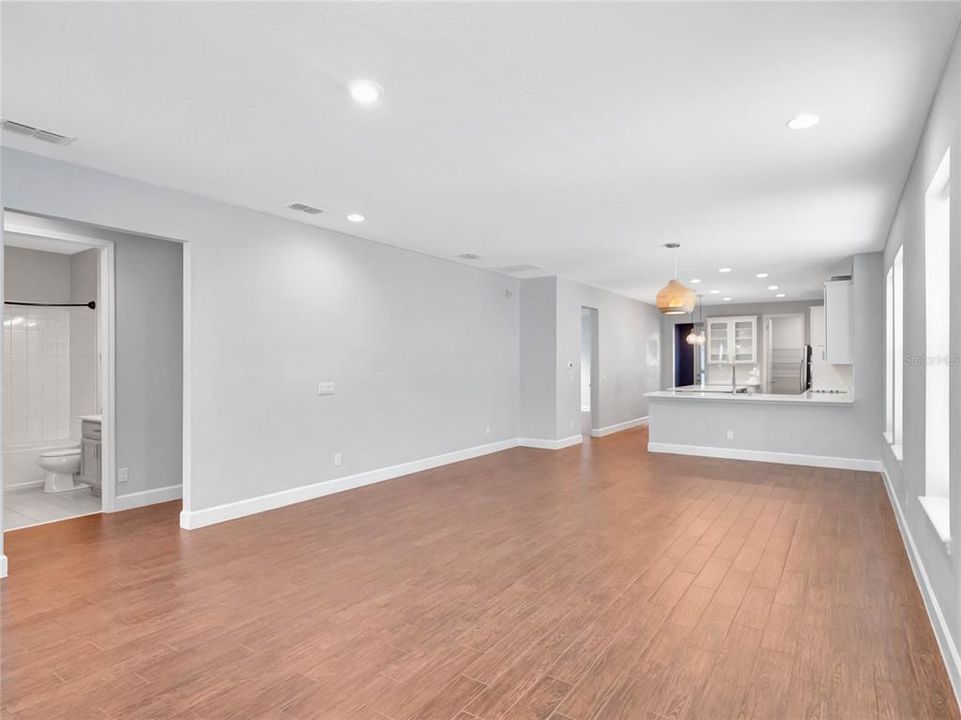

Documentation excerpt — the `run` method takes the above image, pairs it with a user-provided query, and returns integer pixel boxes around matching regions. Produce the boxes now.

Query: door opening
[2,213,115,530]
[581,307,599,434]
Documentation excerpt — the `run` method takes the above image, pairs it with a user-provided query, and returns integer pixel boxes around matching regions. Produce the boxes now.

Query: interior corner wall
[1,147,521,515]
[518,276,557,440]
[880,24,961,696]
[554,278,661,436]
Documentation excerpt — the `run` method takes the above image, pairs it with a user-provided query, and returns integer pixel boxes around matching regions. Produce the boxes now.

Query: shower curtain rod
[4,300,96,309]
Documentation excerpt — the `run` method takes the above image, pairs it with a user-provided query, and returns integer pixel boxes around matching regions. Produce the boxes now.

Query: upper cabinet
[707,315,757,364]
[823,280,853,364]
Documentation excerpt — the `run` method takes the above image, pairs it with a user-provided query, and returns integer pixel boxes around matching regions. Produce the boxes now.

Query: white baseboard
[647,442,883,472]
[880,467,961,707]
[180,438,519,530]
[0,554,7,579]
[591,416,648,438]
[4,479,45,492]
[114,484,183,512]
[516,434,583,450]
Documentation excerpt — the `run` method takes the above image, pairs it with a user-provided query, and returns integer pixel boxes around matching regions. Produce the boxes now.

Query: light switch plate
[317,381,335,396]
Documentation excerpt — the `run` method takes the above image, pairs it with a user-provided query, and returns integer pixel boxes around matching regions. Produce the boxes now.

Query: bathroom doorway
[2,212,116,529]
[581,307,599,435]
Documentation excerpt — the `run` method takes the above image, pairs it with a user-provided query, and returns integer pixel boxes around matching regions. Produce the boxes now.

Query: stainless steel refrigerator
[768,346,811,394]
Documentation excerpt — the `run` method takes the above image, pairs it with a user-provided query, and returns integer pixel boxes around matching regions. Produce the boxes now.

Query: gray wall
[4,245,71,303]
[555,277,661,436]
[882,25,961,693]
[519,277,557,439]
[2,147,520,513]
[115,233,183,496]
[659,298,822,389]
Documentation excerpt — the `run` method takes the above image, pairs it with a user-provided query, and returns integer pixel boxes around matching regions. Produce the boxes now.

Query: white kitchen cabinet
[810,305,825,348]
[707,315,757,364]
[824,280,853,364]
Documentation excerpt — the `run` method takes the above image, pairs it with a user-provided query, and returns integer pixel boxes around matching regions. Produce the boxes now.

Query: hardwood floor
[2,426,957,719]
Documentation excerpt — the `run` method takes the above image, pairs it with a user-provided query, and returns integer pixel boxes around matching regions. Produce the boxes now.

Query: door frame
[2,211,118,513]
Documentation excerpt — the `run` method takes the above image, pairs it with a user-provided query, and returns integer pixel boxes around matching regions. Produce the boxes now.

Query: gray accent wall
[555,278,661,436]
[519,277,557,440]
[115,233,183,496]
[4,245,71,303]
[882,26,961,694]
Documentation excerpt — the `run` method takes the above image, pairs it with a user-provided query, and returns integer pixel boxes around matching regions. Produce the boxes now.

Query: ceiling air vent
[287,202,324,215]
[458,253,482,260]
[1,119,76,145]
[492,264,542,274]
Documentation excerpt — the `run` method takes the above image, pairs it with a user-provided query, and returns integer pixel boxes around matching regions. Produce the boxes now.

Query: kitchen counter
[645,389,853,405]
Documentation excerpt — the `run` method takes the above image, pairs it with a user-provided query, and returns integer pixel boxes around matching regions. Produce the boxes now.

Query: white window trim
[919,496,952,554]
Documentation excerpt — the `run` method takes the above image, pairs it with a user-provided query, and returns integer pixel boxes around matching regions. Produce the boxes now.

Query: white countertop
[79,414,103,423]
[645,388,853,405]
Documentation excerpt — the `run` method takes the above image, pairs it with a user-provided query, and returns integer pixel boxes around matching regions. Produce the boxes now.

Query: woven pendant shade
[656,279,696,315]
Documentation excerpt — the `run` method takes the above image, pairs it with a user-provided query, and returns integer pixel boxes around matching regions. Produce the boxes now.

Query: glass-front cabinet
[706,315,757,364]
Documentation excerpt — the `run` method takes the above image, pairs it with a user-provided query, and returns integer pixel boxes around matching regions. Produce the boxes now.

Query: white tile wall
[3,307,71,446]
[69,307,98,439]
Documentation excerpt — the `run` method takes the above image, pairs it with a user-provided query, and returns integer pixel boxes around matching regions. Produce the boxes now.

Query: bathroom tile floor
[3,485,101,530]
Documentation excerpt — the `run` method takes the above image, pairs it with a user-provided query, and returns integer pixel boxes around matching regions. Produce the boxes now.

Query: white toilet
[37,448,85,494]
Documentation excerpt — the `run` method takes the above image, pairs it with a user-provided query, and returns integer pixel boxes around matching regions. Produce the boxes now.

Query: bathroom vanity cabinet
[80,418,102,497]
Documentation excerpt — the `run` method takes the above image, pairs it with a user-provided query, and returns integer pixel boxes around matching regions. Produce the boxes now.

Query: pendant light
[686,293,706,345]
[656,243,696,315]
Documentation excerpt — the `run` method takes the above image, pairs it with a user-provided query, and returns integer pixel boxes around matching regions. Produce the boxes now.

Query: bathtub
[3,441,80,490]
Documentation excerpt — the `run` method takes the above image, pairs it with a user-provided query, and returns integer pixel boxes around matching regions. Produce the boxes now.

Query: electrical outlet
[118,467,129,483]
[333,452,343,467]
[318,381,335,395]
[485,424,491,436]
[726,430,735,440]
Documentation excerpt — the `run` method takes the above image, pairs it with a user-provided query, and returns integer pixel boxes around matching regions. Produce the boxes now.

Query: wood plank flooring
[2,425,957,719]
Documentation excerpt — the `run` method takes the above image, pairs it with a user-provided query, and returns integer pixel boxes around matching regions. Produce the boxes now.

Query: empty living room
[2,2,961,718]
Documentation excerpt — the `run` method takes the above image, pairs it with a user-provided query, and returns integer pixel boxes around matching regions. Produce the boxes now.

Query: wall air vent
[287,202,324,215]
[1,119,76,145]
[458,253,482,260]
[492,264,542,274]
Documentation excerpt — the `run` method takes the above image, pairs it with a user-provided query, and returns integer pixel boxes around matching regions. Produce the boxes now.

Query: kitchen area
[647,253,884,470]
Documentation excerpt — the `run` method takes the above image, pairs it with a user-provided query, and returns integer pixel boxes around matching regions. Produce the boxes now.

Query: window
[885,266,894,443]
[888,246,904,459]
[922,147,950,548]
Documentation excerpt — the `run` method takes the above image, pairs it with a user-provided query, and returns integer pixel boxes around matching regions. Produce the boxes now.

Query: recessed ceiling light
[346,213,365,223]
[709,289,720,294]
[776,293,786,298]
[348,79,382,104]
[755,272,768,279]
[690,278,701,284]
[458,252,482,260]
[718,267,732,273]
[768,285,779,291]
[723,297,733,302]
[787,113,820,130]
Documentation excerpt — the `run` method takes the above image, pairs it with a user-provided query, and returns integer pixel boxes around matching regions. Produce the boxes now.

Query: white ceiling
[2,2,959,305]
